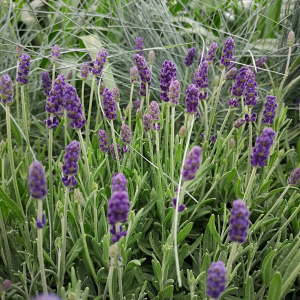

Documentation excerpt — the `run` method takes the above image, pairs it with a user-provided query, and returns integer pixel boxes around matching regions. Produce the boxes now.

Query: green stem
[244,167,257,206]
[78,130,90,192]
[181,67,188,104]
[246,107,253,183]
[52,64,56,87]
[165,103,170,169]
[86,76,96,145]
[64,110,68,147]
[204,100,208,139]
[37,200,48,294]
[219,108,232,136]
[21,85,30,157]
[226,242,238,277]
[94,194,98,242]
[110,120,121,173]
[16,81,21,126]
[108,258,115,300]
[155,129,161,171]
[129,83,134,131]
[170,106,175,192]
[117,259,124,300]
[146,83,150,111]
[48,128,54,255]
[81,81,85,119]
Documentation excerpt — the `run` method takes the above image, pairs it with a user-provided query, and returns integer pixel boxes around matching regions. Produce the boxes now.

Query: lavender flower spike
[184,47,196,67]
[182,146,202,181]
[254,57,267,73]
[135,37,144,56]
[17,54,31,85]
[98,129,109,153]
[130,66,139,84]
[80,62,89,80]
[149,101,160,122]
[206,42,218,63]
[41,72,52,96]
[51,44,60,62]
[112,173,128,193]
[121,123,131,144]
[185,84,199,114]
[262,95,277,125]
[110,143,122,162]
[135,99,141,111]
[193,60,208,100]
[143,113,151,132]
[206,261,227,299]
[113,87,120,103]
[220,37,235,67]
[160,60,177,102]
[0,75,14,105]
[169,79,180,106]
[244,69,258,107]
[29,161,47,200]
[250,127,276,168]
[229,199,250,243]
[288,168,300,185]
[103,88,117,120]
[149,50,155,65]
[91,48,108,75]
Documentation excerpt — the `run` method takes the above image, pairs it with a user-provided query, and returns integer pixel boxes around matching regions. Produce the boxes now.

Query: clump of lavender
[206,42,218,63]
[149,50,155,65]
[229,199,250,243]
[206,261,227,299]
[193,59,208,100]
[244,69,258,107]
[0,75,14,105]
[130,66,139,84]
[184,47,196,67]
[135,37,144,56]
[103,88,117,120]
[182,146,202,181]
[98,129,109,153]
[160,60,177,102]
[51,44,60,63]
[134,54,151,96]
[134,99,141,111]
[143,113,151,132]
[41,72,52,96]
[262,95,277,125]
[288,168,300,185]
[64,83,86,130]
[254,57,267,73]
[80,62,89,80]
[121,123,131,153]
[185,84,199,114]
[220,37,235,67]
[29,161,47,200]
[91,48,108,75]
[17,54,31,85]
[110,143,122,162]
[168,79,180,106]
[250,127,276,168]
[62,141,80,189]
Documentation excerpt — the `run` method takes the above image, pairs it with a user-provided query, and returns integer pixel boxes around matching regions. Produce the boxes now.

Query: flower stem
[170,106,175,192]
[48,128,54,255]
[182,67,188,103]
[204,100,208,139]
[81,81,85,119]
[226,242,238,277]
[246,107,253,183]
[110,120,121,173]
[244,167,257,206]
[117,259,124,300]
[108,258,115,300]
[86,76,96,145]
[15,81,21,126]
[219,108,232,136]
[78,130,90,192]
[52,64,55,87]
[129,83,134,131]
[165,103,170,169]
[21,85,30,159]
[37,200,48,294]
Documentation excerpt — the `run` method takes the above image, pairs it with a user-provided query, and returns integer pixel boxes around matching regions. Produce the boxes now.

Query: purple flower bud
[103,88,117,120]
[250,127,276,168]
[288,168,300,185]
[16,46,23,60]
[149,50,155,65]
[184,47,196,67]
[234,118,245,128]
[113,87,120,103]
[98,129,109,153]
[231,66,248,97]
[200,132,205,139]
[262,95,277,125]
[91,48,108,75]
[32,294,62,300]
[41,72,52,96]
[244,69,258,107]
[185,84,199,114]
[245,113,257,123]
[44,116,59,129]
[169,79,180,106]
[160,60,177,102]
[121,124,131,144]
[172,198,186,212]
[152,123,161,131]
[108,191,130,226]
[206,42,218,63]
[143,113,151,132]
[254,57,267,73]
[220,37,235,67]
[226,67,237,80]
[112,173,128,193]
[229,199,250,243]
[134,54,151,94]
[210,135,216,142]
[228,98,241,108]
[134,98,141,111]
[100,81,105,95]
[287,30,295,47]
[130,66,139,83]
[2,279,11,292]
[80,62,89,80]
[0,75,14,105]
[182,146,202,181]
[149,101,160,122]
[179,126,186,138]
[110,143,122,161]
[135,37,144,56]
[206,261,227,299]
[29,161,47,200]
[36,213,46,229]
[17,54,31,85]
[51,44,60,62]
[193,60,209,100]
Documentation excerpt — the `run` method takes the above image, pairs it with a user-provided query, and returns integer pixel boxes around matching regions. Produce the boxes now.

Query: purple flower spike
[206,261,227,299]
[103,88,117,120]
[17,54,31,85]
[130,66,139,84]
[288,168,300,185]
[245,113,257,123]
[121,124,131,144]
[91,48,108,75]
[250,127,276,168]
[231,66,248,97]
[51,44,60,62]
[220,37,235,67]
[62,141,80,189]
[254,57,267,73]
[134,99,141,111]
[110,144,122,162]
[113,87,120,103]
[234,118,245,128]
[108,191,130,225]
[160,60,177,102]
[29,161,47,200]
[244,69,258,107]
[226,67,237,81]
[229,199,250,243]
[98,129,109,153]
[143,113,151,132]
[182,146,202,181]
[135,37,144,56]
[193,60,209,100]
[0,75,14,105]
[44,116,59,129]
[112,173,128,193]
[32,294,62,300]
[134,54,151,96]
[228,98,241,108]
[36,213,46,229]
[262,95,277,125]
[206,42,218,63]
[149,50,155,65]
[185,84,199,114]
[169,79,180,106]
[184,47,196,67]
[149,101,160,122]
[210,135,216,142]
[81,62,89,80]
[41,72,52,96]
